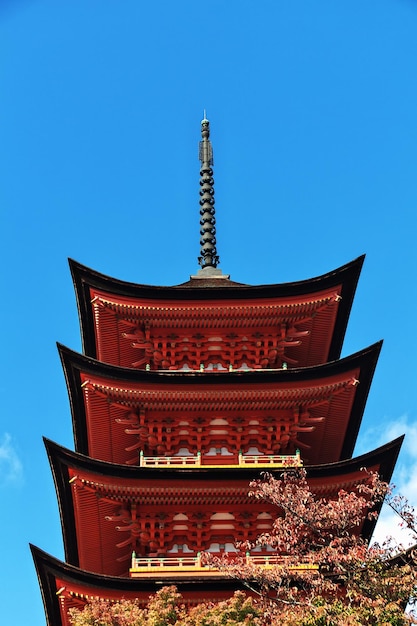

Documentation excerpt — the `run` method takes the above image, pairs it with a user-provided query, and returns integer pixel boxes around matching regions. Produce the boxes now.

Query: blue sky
[1,1,417,624]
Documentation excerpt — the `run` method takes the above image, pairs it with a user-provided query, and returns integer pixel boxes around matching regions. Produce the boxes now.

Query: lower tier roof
[32,545,242,626]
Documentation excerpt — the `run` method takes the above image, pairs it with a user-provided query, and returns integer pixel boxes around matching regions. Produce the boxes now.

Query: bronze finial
[198,115,219,269]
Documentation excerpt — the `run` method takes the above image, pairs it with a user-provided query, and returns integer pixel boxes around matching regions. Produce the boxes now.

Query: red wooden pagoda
[32,117,402,626]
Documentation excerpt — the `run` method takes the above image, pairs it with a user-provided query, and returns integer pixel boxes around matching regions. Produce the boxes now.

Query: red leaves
[211,468,417,623]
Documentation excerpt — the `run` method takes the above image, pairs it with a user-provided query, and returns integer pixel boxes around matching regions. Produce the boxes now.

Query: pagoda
[32,117,402,626]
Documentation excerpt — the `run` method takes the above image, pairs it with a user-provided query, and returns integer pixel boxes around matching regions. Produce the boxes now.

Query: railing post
[139,451,144,467]
[196,551,201,567]
[197,451,201,465]
[131,550,136,568]
[246,551,250,565]
[239,450,243,465]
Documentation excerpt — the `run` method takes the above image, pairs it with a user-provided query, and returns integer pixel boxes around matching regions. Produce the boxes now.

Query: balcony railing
[129,552,317,578]
[139,450,302,468]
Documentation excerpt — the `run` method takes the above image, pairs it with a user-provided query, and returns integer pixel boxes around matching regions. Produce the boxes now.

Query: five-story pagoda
[32,117,402,626]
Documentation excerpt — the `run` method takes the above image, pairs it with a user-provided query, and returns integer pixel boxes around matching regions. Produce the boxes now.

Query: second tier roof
[59,342,381,466]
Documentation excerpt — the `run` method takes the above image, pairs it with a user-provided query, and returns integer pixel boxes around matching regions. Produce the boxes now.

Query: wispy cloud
[0,433,23,487]
[356,413,414,457]
[376,414,417,501]
[367,415,417,547]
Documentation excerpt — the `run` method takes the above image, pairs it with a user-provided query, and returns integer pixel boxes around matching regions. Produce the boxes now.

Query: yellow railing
[139,450,302,468]
[140,453,201,466]
[131,554,203,569]
[129,552,317,577]
[239,451,301,466]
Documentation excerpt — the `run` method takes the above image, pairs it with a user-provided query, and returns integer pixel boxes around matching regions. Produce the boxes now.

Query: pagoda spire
[198,114,219,269]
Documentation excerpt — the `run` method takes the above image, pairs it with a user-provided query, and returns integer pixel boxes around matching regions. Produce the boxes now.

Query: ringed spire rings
[198,118,219,269]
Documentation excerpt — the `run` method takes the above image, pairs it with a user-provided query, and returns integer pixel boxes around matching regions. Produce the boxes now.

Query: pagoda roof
[60,341,381,466]
[31,545,240,626]
[45,436,403,577]
[69,256,364,368]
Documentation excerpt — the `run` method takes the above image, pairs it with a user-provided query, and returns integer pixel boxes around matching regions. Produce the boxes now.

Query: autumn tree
[208,468,417,625]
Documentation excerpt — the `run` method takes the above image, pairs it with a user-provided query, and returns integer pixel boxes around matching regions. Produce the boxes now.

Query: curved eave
[44,435,403,567]
[31,546,239,626]
[69,256,364,362]
[59,340,381,463]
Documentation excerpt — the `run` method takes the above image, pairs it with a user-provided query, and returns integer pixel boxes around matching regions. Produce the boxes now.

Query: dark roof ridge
[69,254,365,295]
[43,434,403,482]
[58,339,382,385]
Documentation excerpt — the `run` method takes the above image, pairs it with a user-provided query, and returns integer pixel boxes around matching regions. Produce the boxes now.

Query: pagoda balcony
[139,450,302,469]
[129,553,317,579]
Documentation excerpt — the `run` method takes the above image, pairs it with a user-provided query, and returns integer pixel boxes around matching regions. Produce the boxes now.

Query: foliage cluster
[69,587,260,626]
